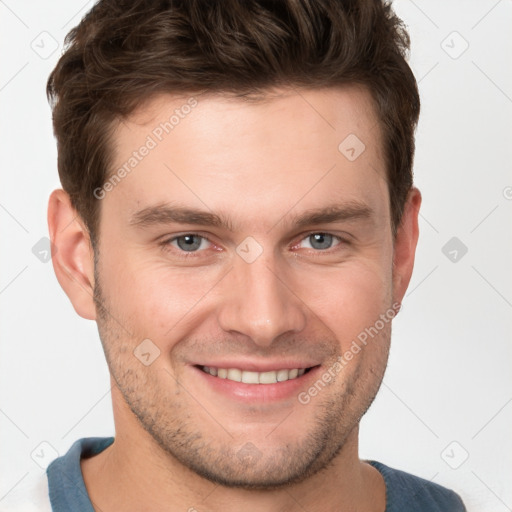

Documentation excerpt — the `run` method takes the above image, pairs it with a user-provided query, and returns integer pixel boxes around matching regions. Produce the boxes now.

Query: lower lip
[191,365,321,402]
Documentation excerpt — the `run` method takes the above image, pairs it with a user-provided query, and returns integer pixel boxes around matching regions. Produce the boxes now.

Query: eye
[298,233,341,251]
[169,234,211,252]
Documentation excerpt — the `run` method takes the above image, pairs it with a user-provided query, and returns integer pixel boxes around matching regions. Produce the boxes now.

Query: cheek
[99,232,393,352]
[102,254,225,341]
[291,259,393,346]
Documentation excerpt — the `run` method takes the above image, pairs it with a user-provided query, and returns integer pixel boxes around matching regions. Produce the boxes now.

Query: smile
[199,366,311,384]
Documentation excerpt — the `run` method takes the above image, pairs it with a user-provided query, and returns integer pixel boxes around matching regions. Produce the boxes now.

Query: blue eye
[300,233,340,251]
[171,234,210,252]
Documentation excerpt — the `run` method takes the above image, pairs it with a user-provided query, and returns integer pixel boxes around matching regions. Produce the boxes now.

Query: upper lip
[192,359,320,372]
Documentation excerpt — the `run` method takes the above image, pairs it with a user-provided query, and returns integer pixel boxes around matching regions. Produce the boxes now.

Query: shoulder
[0,471,52,512]
[0,437,115,512]
[46,436,115,511]
[367,460,466,512]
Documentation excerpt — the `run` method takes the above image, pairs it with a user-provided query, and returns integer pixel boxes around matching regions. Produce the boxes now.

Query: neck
[81,385,385,512]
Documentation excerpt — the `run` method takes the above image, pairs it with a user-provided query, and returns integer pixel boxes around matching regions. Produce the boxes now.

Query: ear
[392,187,421,305]
[47,189,97,320]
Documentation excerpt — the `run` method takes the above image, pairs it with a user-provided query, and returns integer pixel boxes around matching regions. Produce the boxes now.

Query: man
[6,0,467,510]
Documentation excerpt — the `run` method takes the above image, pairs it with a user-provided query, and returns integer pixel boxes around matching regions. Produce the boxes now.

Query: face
[87,86,409,488]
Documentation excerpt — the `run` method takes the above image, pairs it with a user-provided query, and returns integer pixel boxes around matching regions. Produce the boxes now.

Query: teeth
[241,371,259,384]
[227,368,242,382]
[276,369,289,382]
[201,366,307,384]
[259,371,277,384]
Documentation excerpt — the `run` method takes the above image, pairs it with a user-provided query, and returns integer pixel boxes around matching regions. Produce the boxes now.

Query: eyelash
[160,232,347,257]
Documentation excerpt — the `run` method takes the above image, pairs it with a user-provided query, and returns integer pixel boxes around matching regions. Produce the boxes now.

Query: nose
[217,256,307,348]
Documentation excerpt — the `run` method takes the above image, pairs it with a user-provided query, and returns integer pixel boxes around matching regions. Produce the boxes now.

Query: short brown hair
[47,0,419,245]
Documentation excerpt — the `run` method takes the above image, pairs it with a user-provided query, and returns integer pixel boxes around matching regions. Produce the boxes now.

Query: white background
[0,1,511,510]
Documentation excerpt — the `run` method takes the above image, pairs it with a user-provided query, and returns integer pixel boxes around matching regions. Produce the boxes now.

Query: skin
[48,85,421,512]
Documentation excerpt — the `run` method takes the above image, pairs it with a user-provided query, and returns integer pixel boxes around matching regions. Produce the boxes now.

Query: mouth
[191,363,322,403]
[196,365,315,384]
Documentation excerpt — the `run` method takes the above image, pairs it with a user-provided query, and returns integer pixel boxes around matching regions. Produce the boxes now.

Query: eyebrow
[288,203,373,230]
[129,201,373,231]
[129,204,234,230]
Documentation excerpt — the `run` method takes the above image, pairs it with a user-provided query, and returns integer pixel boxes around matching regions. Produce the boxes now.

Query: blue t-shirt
[40,437,465,511]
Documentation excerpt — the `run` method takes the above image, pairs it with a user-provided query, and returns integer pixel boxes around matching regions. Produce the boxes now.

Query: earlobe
[47,189,97,320]
[392,187,422,305]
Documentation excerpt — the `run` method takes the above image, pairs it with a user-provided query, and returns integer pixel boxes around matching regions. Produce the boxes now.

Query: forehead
[105,86,388,230]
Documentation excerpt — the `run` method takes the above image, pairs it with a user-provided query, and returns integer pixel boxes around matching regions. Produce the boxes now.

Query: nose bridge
[217,255,306,347]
